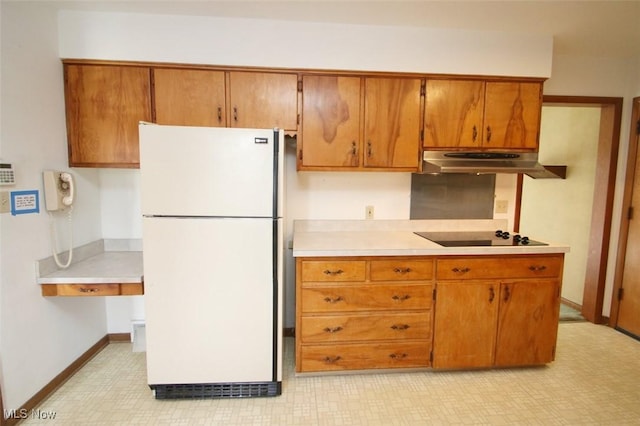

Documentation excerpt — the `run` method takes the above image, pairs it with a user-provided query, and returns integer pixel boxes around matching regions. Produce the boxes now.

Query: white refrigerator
[139,123,283,399]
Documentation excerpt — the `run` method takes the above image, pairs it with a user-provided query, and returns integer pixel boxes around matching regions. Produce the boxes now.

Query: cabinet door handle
[486,126,492,143]
[367,141,372,157]
[78,287,98,293]
[503,286,511,302]
[472,125,478,143]
[528,265,547,272]
[323,269,344,276]
[323,356,342,364]
[393,267,412,274]
[351,141,357,155]
[389,353,408,360]
[390,324,410,331]
[392,294,411,301]
[217,107,222,122]
[323,296,344,304]
[452,267,470,274]
[233,106,238,122]
[489,287,495,303]
[323,326,343,333]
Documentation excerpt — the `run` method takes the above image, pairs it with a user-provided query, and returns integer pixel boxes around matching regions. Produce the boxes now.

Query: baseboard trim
[109,332,132,342]
[561,298,582,312]
[2,335,110,426]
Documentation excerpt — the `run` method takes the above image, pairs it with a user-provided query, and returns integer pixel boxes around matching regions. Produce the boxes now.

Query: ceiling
[47,1,640,59]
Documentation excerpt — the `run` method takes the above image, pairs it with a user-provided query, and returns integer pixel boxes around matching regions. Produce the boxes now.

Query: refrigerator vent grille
[152,382,281,399]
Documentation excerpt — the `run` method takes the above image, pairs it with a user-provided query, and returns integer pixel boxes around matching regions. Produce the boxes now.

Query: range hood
[421,151,566,178]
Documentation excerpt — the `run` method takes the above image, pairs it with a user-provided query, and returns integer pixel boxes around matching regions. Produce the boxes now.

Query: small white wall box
[132,321,146,353]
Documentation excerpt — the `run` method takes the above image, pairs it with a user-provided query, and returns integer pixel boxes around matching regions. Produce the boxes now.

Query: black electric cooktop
[414,230,548,247]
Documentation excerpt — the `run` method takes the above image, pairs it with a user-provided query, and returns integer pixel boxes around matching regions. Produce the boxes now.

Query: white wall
[0,3,107,410]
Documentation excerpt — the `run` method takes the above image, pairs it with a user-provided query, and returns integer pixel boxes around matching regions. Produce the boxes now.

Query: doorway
[516,96,623,324]
[611,97,640,338]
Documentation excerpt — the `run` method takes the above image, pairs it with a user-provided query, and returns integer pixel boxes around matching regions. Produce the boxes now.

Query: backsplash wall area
[410,174,496,220]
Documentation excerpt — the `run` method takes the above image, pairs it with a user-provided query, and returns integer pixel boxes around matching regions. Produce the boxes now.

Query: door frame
[610,97,640,328]
[515,95,623,324]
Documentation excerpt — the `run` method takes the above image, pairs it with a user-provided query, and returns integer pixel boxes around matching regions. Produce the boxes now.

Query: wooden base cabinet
[432,255,563,369]
[295,257,434,373]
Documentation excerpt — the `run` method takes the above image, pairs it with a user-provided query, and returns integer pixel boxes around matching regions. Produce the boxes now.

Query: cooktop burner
[414,230,548,247]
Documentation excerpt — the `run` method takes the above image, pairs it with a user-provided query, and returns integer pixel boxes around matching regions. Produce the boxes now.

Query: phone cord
[50,206,73,269]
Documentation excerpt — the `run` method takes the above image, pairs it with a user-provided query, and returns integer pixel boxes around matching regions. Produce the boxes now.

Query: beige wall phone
[43,170,75,268]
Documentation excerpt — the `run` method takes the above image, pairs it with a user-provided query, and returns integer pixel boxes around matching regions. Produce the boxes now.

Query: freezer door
[144,217,282,385]
[140,124,283,218]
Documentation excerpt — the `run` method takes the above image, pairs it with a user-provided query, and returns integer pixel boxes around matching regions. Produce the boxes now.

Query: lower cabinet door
[300,342,431,372]
[495,279,560,366]
[432,281,499,369]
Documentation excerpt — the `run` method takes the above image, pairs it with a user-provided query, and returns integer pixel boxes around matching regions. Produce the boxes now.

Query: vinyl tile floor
[21,322,640,425]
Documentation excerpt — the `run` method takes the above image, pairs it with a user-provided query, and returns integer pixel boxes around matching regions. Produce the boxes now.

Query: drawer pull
[323,356,342,364]
[393,267,412,274]
[323,269,344,276]
[323,296,344,304]
[78,287,99,293]
[452,267,471,274]
[390,324,410,331]
[389,353,408,360]
[529,265,547,272]
[391,294,411,302]
[323,326,343,333]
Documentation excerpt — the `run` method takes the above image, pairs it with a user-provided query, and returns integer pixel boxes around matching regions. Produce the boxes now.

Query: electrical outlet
[0,191,9,213]
[495,199,508,214]
[366,205,374,220]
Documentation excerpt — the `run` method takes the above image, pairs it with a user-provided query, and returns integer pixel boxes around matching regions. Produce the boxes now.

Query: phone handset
[43,170,75,211]
[60,172,75,207]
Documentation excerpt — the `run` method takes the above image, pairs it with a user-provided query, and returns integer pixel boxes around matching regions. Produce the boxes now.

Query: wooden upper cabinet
[299,75,422,170]
[363,77,422,169]
[153,68,226,127]
[64,63,152,167]
[228,71,298,131]
[300,75,362,168]
[483,82,542,150]
[424,79,484,149]
[424,79,542,150]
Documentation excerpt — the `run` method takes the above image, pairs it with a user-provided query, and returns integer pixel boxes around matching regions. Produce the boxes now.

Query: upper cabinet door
[153,68,226,127]
[483,82,542,150]
[423,79,485,149]
[64,64,152,168]
[300,75,362,168]
[363,78,422,169]
[228,72,298,131]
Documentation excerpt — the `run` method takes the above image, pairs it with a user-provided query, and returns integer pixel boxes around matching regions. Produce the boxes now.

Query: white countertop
[37,240,143,285]
[293,220,570,257]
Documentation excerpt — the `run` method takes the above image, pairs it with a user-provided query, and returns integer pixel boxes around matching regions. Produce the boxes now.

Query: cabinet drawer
[301,260,366,282]
[299,342,431,372]
[300,312,431,343]
[300,284,432,313]
[436,256,563,280]
[370,259,434,281]
[49,284,121,296]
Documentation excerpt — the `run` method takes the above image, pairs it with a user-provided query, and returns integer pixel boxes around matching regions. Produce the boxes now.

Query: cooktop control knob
[495,230,510,239]
[513,234,522,242]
